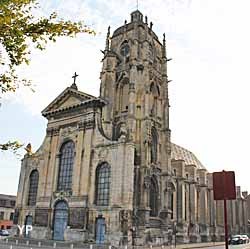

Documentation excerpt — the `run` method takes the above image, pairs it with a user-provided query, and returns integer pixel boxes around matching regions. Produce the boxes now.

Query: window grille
[95,163,111,206]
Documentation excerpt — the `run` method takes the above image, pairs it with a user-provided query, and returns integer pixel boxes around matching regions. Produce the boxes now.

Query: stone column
[80,128,94,197]
[45,128,59,197]
[176,179,185,222]
[41,135,53,197]
[189,182,197,224]
[199,186,208,224]
[52,154,60,192]
[72,128,84,196]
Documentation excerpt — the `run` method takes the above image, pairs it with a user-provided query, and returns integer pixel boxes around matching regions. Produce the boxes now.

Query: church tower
[100,10,172,241]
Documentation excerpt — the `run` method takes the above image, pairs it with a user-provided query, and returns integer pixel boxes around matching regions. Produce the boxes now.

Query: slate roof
[171,143,206,170]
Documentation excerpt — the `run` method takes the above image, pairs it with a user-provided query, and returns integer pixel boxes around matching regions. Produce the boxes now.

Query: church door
[53,201,68,241]
[96,217,106,244]
[24,215,32,238]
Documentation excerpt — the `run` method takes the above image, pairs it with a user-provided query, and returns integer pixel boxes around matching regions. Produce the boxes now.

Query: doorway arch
[24,215,33,238]
[53,200,68,241]
[96,216,106,244]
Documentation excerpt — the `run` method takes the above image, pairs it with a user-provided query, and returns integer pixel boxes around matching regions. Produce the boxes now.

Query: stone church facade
[15,10,248,245]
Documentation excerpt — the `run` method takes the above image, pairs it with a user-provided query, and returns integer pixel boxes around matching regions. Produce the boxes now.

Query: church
[15,10,248,245]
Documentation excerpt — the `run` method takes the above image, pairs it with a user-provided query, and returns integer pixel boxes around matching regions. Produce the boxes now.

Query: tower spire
[162,33,166,58]
[105,26,110,52]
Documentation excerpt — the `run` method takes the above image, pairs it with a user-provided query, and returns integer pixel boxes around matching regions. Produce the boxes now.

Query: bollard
[161,245,164,249]
[125,245,127,249]
[90,244,93,249]
[150,245,152,249]
[9,245,12,249]
[38,241,41,247]
[15,240,18,245]
[70,244,74,249]
[109,245,112,249]
[6,238,8,243]
[53,242,57,248]
[26,240,29,245]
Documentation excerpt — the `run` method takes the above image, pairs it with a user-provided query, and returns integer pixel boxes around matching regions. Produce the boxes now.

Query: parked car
[0,230,9,236]
[229,235,249,244]
[241,235,249,243]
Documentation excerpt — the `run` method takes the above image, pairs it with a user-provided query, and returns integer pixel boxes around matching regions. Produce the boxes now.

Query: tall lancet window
[27,170,39,206]
[151,127,158,163]
[95,162,111,206]
[149,176,158,217]
[150,83,160,117]
[120,41,130,57]
[57,141,75,191]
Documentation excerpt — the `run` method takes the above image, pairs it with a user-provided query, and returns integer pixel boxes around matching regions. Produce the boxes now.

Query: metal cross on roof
[72,72,79,84]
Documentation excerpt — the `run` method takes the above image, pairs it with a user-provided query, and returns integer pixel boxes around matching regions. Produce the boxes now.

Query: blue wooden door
[24,215,32,238]
[96,218,105,244]
[53,201,68,241]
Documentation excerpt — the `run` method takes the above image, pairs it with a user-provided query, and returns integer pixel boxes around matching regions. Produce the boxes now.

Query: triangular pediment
[42,87,97,116]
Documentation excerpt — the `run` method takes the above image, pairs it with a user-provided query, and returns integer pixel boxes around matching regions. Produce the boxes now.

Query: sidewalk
[152,242,224,249]
[174,242,224,249]
[0,238,226,249]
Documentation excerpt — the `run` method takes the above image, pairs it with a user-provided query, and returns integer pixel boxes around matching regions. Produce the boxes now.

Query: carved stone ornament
[46,127,60,137]
[152,166,161,175]
[144,176,151,189]
[118,123,129,142]
[120,123,128,137]
[54,190,72,199]
[98,148,108,160]
[61,126,78,137]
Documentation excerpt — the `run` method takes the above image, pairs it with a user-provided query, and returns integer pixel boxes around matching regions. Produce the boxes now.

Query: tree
[0,0,95,151]
[0,0,94,94]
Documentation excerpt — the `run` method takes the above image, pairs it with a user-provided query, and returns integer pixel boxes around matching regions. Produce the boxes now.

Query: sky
[1,0,250,195]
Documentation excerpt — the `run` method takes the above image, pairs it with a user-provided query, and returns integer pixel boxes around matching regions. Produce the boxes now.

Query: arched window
[120,41,130,57]
[27,170,39,206]
[150,83,160,116]
[117,78,129,113]
[151,127,158,163]
[169,192,174,219]
[148,44,154,61]
[149,177,158,217]
[95,162,111,206]
[57,141,75,191]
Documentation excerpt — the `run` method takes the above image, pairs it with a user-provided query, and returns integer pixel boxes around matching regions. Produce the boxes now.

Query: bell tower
[100,10,170,140]
[100,11,172,230]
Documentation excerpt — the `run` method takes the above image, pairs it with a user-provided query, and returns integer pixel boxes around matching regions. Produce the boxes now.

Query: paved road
[196,245,250,249]
[1,241,250,249]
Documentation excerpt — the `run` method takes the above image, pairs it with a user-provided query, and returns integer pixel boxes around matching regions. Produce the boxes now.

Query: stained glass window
[57,141,75,191]
[120,42,130,57]
[95,163,111,206]
[149,177,158,217]
[151,127,158,163]
[27,170,39,206]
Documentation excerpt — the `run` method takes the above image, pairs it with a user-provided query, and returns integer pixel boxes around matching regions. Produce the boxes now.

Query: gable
[54,95,82,109]
[42,87,97,116]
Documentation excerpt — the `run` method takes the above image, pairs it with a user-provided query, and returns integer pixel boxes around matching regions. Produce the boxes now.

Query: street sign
[212,170,236,249]
[213,171,236,200]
